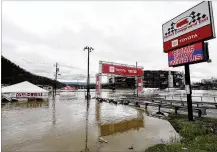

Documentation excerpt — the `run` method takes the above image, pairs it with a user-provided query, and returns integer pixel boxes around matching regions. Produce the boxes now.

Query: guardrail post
[175,107,178,114]
[135,102,140,107]
[158,105,161,113]
[145,103,148,109]
[198,110,202,118]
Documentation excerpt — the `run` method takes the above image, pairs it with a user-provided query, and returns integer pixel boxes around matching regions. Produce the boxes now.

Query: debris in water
[99,137,107,143]
[163,112,169,117]
[128,146,134,149]
[156,111,165,115]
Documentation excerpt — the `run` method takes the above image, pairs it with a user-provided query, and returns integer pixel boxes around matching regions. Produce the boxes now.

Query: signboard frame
[163,1,215,121]
[100,61,143,77]
[162,1,215,53]
[96,61,144,98]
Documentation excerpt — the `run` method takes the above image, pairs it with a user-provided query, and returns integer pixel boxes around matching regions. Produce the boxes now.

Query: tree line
[1,56,65,88]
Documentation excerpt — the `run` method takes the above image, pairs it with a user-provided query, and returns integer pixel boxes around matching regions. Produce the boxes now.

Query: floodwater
[2,90,179,152]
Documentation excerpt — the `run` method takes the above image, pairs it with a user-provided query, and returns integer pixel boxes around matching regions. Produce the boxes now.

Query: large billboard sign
[163,1,215,53]
[168,42,209,67]
[101,63,143,76]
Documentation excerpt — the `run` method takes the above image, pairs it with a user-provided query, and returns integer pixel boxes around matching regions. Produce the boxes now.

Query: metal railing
[163,95,216,103]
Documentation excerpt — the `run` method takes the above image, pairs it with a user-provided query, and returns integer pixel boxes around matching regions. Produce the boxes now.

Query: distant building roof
[62,82,87,85]
[61,86,77,91]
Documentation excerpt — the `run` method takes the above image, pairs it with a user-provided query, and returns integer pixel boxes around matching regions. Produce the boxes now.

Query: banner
[162,1,215,52]
[16,92,45,98]
[101,63,143,76]
[168,42,208,67]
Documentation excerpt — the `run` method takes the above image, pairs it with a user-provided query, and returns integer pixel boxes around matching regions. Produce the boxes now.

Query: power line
[16,57,97,81]
[58,64,78,69]
[21,58,54,65]
[58,64,96,74]
[19,57,97,74]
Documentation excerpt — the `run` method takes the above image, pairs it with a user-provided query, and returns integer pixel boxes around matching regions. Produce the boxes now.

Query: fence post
[158,105,161,113]
[201,96,202,102]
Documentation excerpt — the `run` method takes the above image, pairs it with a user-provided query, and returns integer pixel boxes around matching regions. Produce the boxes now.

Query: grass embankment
[146,114,217,152]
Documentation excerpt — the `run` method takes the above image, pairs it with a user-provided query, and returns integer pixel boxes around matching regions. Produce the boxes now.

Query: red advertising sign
[101,63,143,76]
[162,1,215,52]
[137,77,143,94]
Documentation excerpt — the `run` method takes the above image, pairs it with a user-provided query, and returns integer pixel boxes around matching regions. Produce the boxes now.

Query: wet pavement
[2,90,180,152]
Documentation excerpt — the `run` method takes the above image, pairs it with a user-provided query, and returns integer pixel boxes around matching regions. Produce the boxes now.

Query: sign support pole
[184,64,193,121]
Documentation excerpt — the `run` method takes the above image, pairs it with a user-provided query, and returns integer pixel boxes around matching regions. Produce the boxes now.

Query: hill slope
[1,56,65,88]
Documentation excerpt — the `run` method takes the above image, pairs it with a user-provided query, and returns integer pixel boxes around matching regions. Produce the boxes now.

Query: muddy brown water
[2,91,179,152]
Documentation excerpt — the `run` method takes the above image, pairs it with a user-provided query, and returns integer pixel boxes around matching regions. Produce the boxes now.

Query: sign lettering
[168,42,206,67]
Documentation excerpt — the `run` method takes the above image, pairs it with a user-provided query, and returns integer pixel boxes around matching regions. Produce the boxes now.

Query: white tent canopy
[2,81,49,99]
[2,81,48,93]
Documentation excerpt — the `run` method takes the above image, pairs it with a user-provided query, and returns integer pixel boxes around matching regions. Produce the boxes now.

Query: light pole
[84,46,94,100]
[54,63,59,97]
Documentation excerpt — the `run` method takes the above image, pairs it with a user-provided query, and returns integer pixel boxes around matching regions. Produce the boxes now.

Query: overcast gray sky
[2,1,217,83]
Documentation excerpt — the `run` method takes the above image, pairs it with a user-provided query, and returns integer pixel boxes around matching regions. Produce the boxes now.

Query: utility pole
[84,46,94,100]
[54,63,59,96]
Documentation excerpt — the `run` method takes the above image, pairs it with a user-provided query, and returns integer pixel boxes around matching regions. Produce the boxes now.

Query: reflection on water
[52,96,56,126]
[2,100,49,109]
[84,100,90,152]
[2,90,179,152]
[100,117,144,136]
[99,109,144,137]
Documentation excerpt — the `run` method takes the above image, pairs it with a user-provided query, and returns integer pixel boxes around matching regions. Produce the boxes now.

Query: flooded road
[2,90,179,152]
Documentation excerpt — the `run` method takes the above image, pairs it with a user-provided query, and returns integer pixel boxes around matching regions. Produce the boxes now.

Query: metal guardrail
[163,95,217,102]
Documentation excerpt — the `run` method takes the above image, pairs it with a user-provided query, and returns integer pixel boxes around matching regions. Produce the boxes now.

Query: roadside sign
[162,1,215,53]
[185,85,190,94]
